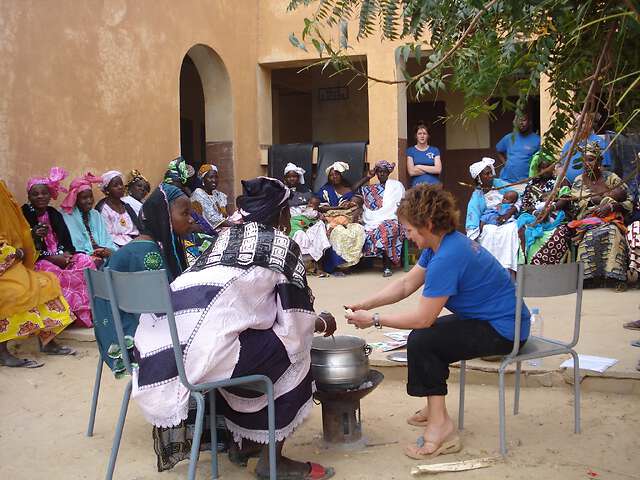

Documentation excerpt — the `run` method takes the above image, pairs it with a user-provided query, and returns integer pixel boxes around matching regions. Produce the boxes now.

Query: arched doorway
[179,44,234,203]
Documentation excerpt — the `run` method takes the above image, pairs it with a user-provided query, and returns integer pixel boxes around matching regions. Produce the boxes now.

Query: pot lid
[312,335,366,351]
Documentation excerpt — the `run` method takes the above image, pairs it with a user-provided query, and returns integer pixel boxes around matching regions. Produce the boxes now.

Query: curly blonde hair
[397,184,459,234]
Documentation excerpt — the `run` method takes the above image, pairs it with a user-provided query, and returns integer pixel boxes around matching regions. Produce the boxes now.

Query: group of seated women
[283,159,406,278]
[465,141,637,291]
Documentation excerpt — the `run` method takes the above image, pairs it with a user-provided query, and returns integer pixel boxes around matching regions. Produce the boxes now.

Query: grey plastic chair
[458,262,584,456]
[108,269,277,480]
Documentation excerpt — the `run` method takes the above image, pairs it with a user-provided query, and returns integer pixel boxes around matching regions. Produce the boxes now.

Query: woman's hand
[93,247,111,258]
[315,311,337,337]
[593,202,615,217]
[47,254,70,269]
[32,223,48,239]
[345,309,373,329]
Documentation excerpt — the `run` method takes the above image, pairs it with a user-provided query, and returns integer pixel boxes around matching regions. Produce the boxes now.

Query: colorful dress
[21,205,96,327]
[360,179,405,265]
[97,201,140,247]
[191,188,227,228]
[628,218,640,277]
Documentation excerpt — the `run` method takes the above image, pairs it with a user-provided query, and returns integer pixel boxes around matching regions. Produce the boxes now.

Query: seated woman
[92,184,192,377]
[61,173,116,268]
[190,164,228,229]
[465,157,520,272]
[122,169,151,216]
[316,161,366,275]
[163,156,193,195]
[352,160,406,277]
[517,152,572,264]
[22,168,96,328]
[569,142,633,290]
[346,185,530,459]
[132,177,336,479]
[0,179,75,367]
[96,171,142,248]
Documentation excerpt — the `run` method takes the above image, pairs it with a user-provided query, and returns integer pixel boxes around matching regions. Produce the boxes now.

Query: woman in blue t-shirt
[346,185,529,460]
[406,122,442,186]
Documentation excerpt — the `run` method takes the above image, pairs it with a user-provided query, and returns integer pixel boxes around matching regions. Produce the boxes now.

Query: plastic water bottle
[527,308,543,367]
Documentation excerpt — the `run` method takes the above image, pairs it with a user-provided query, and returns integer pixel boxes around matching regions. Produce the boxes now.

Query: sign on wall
[318,86,349,102]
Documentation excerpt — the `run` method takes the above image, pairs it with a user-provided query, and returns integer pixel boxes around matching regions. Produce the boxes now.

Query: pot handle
[364,344,372,356]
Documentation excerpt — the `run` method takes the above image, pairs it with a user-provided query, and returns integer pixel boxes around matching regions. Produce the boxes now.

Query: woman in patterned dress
[95,170,142,248]
[190,164,228,229]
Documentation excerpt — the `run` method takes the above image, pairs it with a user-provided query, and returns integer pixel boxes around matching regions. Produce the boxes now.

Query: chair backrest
[313,141,368,192]
[268,143,315,185]
[106,269,194,390]
[511,262,584,356]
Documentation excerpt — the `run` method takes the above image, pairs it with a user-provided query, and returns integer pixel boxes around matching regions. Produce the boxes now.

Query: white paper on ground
[559,354,618,373]
[384,331,410,341]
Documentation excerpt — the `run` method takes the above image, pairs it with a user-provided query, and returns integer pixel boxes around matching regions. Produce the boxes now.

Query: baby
[290,196,323,236]
[480,190,519,226]
[299,196,322,220]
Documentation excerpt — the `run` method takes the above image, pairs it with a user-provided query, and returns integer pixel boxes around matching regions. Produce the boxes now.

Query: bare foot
[407,407,429,426]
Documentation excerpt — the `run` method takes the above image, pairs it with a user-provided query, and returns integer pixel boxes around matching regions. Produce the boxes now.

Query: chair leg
[513,361,521,415]
[105,379,132,480]
[187,392,205,480]
[498,369,507,456]
[403,239,410,272]
[265,380,277,480]
[458,360,466,430]
[570,350,581,434]
[209,391,219,479]
[87,356,103,437]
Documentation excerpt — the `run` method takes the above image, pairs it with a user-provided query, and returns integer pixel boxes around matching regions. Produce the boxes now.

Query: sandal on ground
[614,282,628,293]
[407,409,429,427]
[0,357,44,368]
[631,340,640,348]
[623,320,640,331]
[383,268,393,277]
[317,271,329,278]
[404,434,462,460]
[256,463,335,480]
[39,342,76,356]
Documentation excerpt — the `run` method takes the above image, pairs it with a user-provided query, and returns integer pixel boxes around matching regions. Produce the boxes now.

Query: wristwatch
[372,312,382,329]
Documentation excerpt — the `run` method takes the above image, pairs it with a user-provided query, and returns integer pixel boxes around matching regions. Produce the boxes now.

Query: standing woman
[96,170,142,248]
[22,168,96,327]
[60,173,116,268]
[92,184,192,377]
[122,169,151,216]
[190,164,228,228]
[346,185,530,459]
[1,179,75,367]
[407,122,442,187]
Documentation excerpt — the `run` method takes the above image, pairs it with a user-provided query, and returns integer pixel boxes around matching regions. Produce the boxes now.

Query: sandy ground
[1,270,639,479]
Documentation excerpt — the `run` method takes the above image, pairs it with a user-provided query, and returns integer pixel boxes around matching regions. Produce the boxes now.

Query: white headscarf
[101,170,123,191]
[469,157,495,183]
[283,162,306,184]
[325,161,350,176]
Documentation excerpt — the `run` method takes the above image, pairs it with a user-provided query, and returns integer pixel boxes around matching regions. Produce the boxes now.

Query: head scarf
[581,141,602,159]
[27,167,68,200]
[284,163,306,184]
[60,173,102,213]
[125,169,149,189]
[529,151,555,177]
[197,164,219,180]
[101,170,123,192]
[375,160,395,173]
[163,156,190,185]
[325,161,350,176]
[469,157,496,183]
[236,177,291,225]
[140,184,188,281]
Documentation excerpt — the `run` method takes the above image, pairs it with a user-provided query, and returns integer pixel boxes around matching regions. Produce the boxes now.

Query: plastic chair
[107,269,277,480]
[458,262,584,456]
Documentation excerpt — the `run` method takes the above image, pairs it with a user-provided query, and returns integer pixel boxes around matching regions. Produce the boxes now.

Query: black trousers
[407,314,522,397]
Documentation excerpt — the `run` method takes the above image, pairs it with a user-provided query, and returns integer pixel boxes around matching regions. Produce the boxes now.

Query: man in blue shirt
[496,114,541,183]
[560,132,612,183]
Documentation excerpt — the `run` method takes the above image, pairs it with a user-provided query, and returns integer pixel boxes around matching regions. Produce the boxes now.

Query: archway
[179,44,234,202]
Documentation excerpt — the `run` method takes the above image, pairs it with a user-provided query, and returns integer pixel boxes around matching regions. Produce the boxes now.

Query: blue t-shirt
[418,231,530,341]
[407,145,441,186]
[560,133,612,183]
[496,132,541,182]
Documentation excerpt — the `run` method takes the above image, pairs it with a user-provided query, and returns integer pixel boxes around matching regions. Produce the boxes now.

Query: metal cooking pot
[311,335,371,390]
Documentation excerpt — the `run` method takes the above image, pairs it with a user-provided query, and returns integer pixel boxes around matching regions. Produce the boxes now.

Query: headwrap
[60,173,102,213]
[125,169,149,188]
[325,161,350,176]
[101,170,123,192]
[529,151,555,177]
[469,157,496,182]
[27,167,68,200]
[163,156,190,185]
[284,162,306,184]
[198,164,219,180]
[236,177,291,225]
[581,141,602,158]
[375,160,395,173]
[140,184,188,281]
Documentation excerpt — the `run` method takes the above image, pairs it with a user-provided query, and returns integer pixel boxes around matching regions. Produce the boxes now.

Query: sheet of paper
[384,331,410,341]
[559,354,618,373]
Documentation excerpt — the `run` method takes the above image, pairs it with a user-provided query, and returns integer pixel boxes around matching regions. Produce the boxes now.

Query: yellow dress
[0,181,73,344]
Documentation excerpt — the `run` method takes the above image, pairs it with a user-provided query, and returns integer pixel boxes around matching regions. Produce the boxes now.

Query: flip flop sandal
[317,272,330,278]
[0,358,44,368]
[631,340,640,348]
[256,462,335,480]
[40,344,76,356]
[623,320,640,331]
[407,409,429,427]
[404,434,462,460]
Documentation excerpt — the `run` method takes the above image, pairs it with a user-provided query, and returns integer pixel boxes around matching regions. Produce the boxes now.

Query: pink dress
[34,211,96,327]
